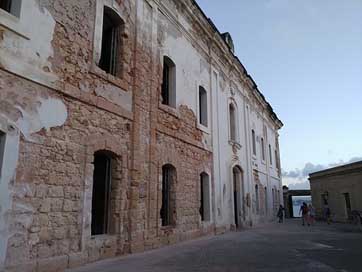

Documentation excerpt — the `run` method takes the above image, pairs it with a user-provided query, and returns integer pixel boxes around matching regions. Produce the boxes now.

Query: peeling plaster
[0,118,20,268]
[0,0,57,86]
[95,84,132,113]
[0,96,67,268]
[15,97,68,140]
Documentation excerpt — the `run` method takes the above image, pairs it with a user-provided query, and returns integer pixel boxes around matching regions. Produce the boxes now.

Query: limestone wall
[0,0,283,270]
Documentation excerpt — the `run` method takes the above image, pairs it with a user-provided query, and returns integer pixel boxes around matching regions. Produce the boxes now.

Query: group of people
[299,202,316,226]
[276,202,320,225]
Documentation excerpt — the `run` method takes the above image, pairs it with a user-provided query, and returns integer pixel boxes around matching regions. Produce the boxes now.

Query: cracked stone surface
[67,219,362,272]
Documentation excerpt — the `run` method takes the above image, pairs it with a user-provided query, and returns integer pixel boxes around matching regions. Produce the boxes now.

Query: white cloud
[282,157,362,190]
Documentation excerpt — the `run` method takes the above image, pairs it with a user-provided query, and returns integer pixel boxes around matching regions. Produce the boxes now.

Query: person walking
[308,204,315,225]
[324,204,331,224]
[277,205,285,223]
[299,202,309,226]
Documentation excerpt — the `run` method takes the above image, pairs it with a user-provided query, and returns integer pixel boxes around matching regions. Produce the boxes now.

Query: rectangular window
[0,131,5,176]
[99,7,122,76]
[252,130,256,156]
[92,152,112,235]
[0,0,21,17]
[269,144,273,165]
[261,138,265,161]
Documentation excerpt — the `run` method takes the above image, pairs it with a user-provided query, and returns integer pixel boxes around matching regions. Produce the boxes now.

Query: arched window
[92,151,113,235]
[200,172,210,221]
[269,144,273,165]
[261,137,265,161]
[275,149,279,169]
[161,164,176,226]
[161,56,176,108]
[99,6,123,76]
[229,103,237,141]
[0,0,21,17]
[199,86,208,127]
[255,184,260,214]
[252,130,256,156]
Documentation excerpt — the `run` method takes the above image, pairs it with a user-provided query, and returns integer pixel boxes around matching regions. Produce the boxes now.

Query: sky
[196,0,362,189]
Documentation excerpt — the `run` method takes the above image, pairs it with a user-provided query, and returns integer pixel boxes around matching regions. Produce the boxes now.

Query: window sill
[159,103,179,118]
[0,9,30,40]
[197,123,210,134]
[90,234,117,240]
[90,64,128,91]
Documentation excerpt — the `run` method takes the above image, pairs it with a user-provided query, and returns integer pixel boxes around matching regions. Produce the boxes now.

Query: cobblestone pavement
[67,220,362,272]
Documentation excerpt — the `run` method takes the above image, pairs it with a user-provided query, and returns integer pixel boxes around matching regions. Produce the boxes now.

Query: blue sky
[196,0,362,188]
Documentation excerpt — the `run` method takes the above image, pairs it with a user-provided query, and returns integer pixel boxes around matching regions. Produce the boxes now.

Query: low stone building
[309,161,362,222]
[0,0,283,271]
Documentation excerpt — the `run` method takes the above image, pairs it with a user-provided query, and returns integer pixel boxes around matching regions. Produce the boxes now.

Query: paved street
[68,220,362,272]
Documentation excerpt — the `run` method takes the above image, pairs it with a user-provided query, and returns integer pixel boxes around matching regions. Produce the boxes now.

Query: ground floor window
[200,172,210,221]
[91,151,112,235]
[161,164,176,226]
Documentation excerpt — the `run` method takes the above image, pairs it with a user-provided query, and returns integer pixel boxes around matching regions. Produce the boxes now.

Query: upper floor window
[261,137,265,161]
[0,0,21,17]
[229,103,237,141]
[269,144,273,165]
[275,149,279,169]
[99,6,123,76]
[0,131,5,176]
[199,86,208,127]
[252,130,256,156]
[161,56,176,108]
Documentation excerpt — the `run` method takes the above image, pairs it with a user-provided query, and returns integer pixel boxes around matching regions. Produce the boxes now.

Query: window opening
[91,152,112,235]
[99,6,122,76]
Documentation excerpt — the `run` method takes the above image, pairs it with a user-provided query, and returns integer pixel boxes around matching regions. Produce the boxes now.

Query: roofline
[190,0,283,128]
[309,160,362,178]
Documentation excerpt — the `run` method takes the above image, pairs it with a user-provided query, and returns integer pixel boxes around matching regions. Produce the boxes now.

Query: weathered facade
[0,0,283,271]
[309,161,362,222]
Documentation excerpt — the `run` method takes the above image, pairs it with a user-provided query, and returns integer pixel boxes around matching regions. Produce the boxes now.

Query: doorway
[232,166,243,227]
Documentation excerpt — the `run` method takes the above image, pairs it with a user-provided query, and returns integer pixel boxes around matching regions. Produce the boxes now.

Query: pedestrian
[324,204,331,224]
[308,204,315,226]
[299,202,309,226]
[277,205,285,223]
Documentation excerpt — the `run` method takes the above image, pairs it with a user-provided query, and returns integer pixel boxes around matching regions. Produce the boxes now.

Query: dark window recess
[199,87,208,126]
[99,7,121,76]
[0,0,12,13]
[200,174,205,221]
[91,152,112,235]
[160,164,175,226]
[161,56,176,107]
[162,61,170,105]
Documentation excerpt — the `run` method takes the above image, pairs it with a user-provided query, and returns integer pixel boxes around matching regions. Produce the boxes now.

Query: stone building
[309,161,362,222]
[0,0,283,271]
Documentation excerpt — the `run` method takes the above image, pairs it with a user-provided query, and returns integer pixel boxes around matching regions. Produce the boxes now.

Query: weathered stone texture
[0,0,283,271]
